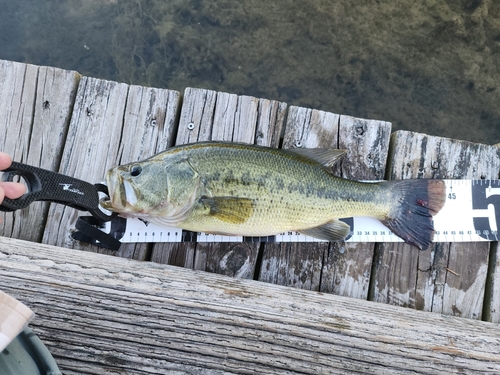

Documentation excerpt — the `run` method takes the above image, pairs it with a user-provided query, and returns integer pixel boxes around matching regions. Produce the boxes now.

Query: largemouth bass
[101,142,445,250]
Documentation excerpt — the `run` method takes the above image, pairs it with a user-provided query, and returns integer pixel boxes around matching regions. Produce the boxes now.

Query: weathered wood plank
[321,115,391,297]
[149,88,216,268]
[259,109,392,298]
[100,85,180,259]
[254,99,287,148]
[1,236,499,375]
[41,77,180,260]
[483,145,500,324]
[485,242,500,323]
[259,107,338,290]
[116,85,179,163]
[2,59,499,324]
[193,92,260,278]
[0,60,80,242]
[41,77,128,251]
[151,89,286,279]
[336,116,391,181]
[371,131,500,319]
[0,60,38,162]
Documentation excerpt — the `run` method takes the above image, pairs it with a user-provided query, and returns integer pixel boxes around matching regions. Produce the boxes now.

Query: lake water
[1,0,499,144]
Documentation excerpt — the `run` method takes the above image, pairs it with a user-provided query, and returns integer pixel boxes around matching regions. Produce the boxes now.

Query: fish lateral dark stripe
[382,179,446,250]
[105,141,446,249]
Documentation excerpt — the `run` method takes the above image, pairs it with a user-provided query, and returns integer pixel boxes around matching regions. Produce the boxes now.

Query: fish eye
[130,165,142,177]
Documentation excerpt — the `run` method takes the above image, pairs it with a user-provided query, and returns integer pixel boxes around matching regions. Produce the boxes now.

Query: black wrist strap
[72,216,122,251]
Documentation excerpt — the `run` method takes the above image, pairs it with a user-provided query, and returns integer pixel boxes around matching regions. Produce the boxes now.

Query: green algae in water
[1,0,499,144]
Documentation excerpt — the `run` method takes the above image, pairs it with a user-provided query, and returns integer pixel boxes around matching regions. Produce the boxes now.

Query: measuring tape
[101,180,500,244]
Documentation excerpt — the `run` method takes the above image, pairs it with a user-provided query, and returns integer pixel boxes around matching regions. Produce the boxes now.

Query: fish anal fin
[299,219,351,242]
[199,196,254,224]
[288,148,346,168]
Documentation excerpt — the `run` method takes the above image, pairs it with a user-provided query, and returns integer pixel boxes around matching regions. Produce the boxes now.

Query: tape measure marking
[102,180,500,244]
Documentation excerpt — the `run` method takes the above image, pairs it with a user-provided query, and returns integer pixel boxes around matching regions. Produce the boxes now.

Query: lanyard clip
[0,162,116,222]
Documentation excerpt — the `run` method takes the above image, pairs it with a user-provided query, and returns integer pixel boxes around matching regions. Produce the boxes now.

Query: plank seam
[481,242,497,321]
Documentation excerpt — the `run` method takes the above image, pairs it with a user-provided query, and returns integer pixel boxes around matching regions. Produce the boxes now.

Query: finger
[0,152,12,170]
[0,187,4,204]
[0,181,26,200]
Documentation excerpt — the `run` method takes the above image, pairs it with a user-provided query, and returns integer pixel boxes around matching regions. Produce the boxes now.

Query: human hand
[0,152,26,204]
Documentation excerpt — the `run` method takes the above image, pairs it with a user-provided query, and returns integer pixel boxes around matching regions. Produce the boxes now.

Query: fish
[100,141,446,250]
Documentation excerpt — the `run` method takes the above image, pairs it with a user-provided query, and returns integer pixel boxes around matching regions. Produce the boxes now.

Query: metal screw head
[187,122,195,130]
[295,140,303,148]
[354,125,365,136]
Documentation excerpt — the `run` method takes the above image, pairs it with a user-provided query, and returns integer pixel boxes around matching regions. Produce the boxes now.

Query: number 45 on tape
[344,179,500,244]
[434,179,500,242]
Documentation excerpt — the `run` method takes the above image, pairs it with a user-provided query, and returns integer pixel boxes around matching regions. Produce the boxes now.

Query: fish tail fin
[382,179,445,250]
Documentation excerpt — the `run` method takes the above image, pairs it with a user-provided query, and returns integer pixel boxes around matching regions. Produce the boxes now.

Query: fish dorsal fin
[299,219,351,241]
[199,196,254,224]
[288,148,346,167]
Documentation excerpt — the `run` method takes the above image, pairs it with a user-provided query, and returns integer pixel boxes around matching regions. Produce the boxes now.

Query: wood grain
[371,131,500,319]
[101,84,180,259]
[321,115,391,297]
[485,241,500,323]
[259,108,392,299]
[0,61,80,242]
[151,89,287,280]
[483,144,500,324]
[259,107,338,290]
[149,87,218,267]
[194,92,260,278]
[1,58,499,327]
[1,236,498,375]
[41,77,180,259]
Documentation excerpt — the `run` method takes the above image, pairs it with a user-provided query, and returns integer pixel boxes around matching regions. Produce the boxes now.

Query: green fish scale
[178,143,391,235]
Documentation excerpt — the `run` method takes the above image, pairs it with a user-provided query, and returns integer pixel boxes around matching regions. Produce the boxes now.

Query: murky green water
[1,0,499,144]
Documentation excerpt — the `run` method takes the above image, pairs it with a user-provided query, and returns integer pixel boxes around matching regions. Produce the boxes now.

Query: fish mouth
[101,171,139,213]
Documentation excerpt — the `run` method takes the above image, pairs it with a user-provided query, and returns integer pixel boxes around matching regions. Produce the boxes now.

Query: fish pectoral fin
[299,220,351,242]
[199,196,254,224]
[288,148,346,168]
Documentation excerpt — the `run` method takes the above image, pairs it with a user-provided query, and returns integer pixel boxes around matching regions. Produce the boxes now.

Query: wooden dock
[1,59,500,373]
